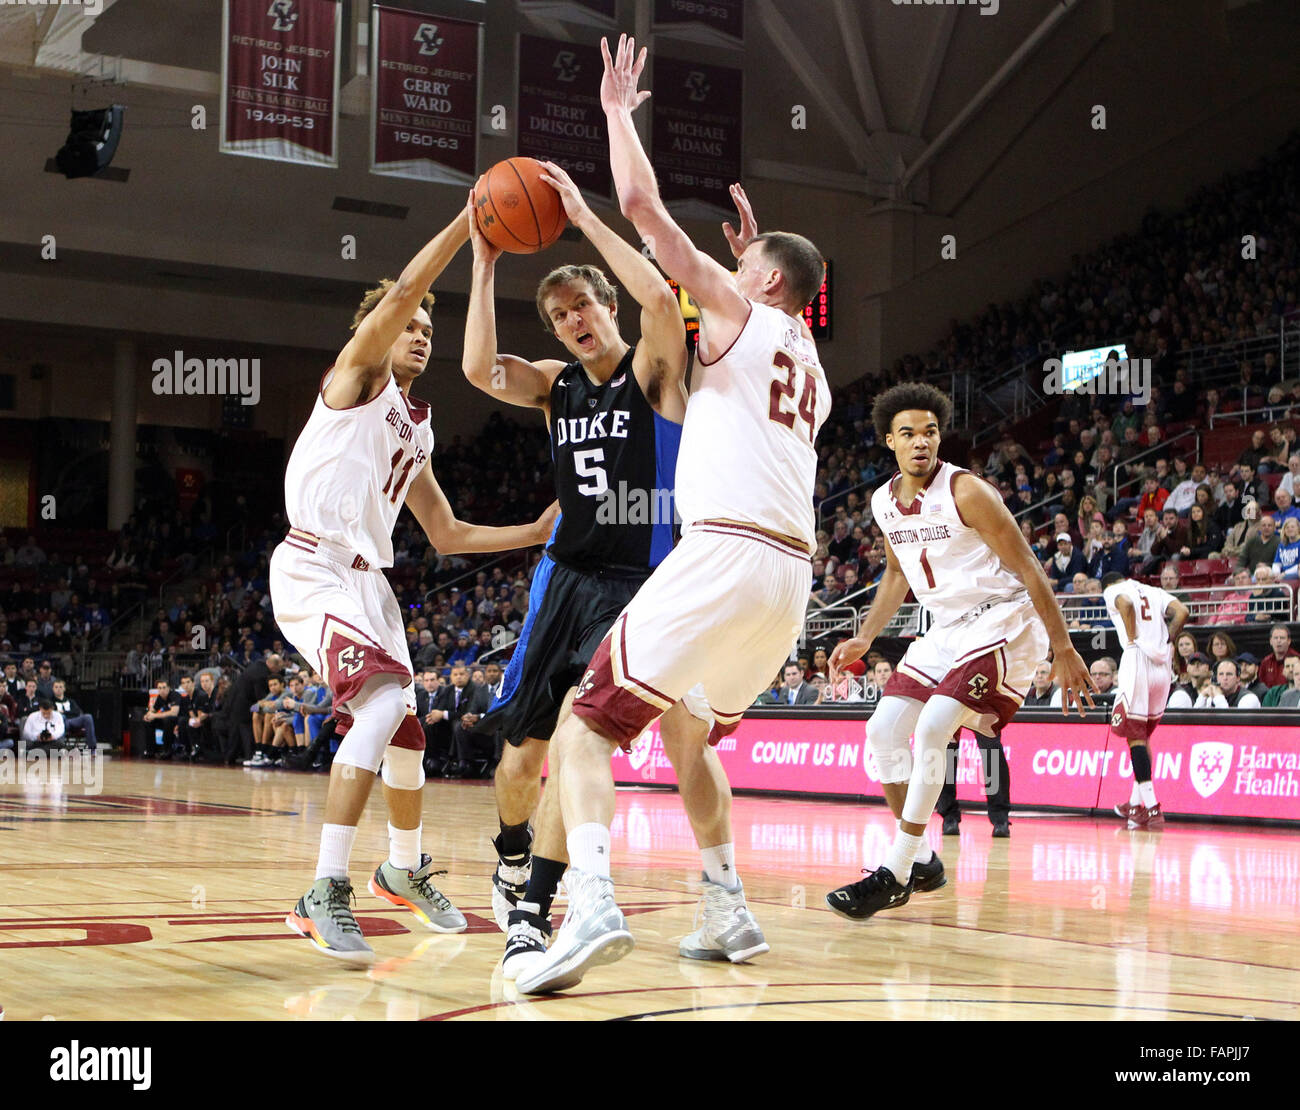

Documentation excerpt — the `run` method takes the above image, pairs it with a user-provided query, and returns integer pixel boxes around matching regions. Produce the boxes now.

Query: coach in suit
[423,664,476,776]
[219,653,283,765]
[453,661,505,779]
[779,662,819,707]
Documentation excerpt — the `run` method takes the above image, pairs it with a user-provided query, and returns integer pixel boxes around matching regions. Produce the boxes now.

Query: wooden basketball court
[2,760,1297,1021]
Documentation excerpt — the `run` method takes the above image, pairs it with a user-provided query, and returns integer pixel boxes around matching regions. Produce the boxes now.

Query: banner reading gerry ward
[651,54,742,214]
[517,34,610,197]
[371,6,480,183]
[221,0,341,167]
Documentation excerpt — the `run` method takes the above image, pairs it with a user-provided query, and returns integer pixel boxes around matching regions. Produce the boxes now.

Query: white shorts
[886,595,1049,734]
[1110,647,1170,741]
[572,521,810,746]
[269,534,417,726]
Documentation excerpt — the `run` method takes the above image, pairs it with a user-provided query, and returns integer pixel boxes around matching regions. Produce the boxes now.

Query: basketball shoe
[516,869,634,994]
[1114,801,1140,820]
[1126,803,1165,830]
[368,855,467,932]
[678,875,769,963]
[501,903,552,981]
[825,866,914,920]
[286,877,375,963]
[910,853,947,892]
[491,830,532,933]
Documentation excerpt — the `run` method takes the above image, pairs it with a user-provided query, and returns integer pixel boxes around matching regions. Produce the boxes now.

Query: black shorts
[477,553,646,746]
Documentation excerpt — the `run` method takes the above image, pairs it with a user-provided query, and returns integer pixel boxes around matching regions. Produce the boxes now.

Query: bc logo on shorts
[338,644,366,678]
[576,668,596,700]
[968,674,989,700]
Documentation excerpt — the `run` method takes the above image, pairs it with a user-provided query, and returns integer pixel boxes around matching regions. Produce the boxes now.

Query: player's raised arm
[463,192,564,411]
[336,208,470,387]
[600,36,749,341]
[953,473,1096,715]
[405,462,558,556]
[537,160,686,409]
[828,542,910,680]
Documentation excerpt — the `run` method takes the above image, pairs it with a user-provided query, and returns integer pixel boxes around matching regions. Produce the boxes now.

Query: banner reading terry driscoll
[220,0,341,167]
[517,34,610,198]
[371,6,480,183]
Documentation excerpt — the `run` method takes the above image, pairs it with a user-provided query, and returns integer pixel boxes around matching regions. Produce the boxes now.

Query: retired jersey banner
[651,55,742,214]
[653,0,744,44]
[371,6,480,183]
[517,35,610,197]
[220,0,341,167]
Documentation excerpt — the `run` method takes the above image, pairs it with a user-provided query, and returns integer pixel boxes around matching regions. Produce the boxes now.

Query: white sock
[567,822,612,879]
[388,822,422,872]
[910,824,934,865]
[1129,781,1142,806]
[882,830,924,883]
[701,843,739,889]
[1138,781,1158,808]
[316,823,357,880]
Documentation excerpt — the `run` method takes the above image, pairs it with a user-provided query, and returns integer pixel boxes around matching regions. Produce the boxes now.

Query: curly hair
[351,279,436,333]
[871,382,953,443]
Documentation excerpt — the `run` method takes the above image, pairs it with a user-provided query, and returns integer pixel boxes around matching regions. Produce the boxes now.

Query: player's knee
[381,745,425,791]
[335,678,407,773]
[498,737,546,781]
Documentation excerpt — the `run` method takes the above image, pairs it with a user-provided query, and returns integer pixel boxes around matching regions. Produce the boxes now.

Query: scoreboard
[802,260,831,340]
[668,259,831,344]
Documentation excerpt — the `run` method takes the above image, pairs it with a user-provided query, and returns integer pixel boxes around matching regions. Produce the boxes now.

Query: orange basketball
[472,157,567,254]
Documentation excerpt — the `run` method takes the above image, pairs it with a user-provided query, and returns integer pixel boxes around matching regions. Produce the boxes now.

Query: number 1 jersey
[284,368,435,569]
[676,301,830,549]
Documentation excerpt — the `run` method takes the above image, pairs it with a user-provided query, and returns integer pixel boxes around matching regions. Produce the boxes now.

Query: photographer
[21,699,65,747]
[50,679,97,750]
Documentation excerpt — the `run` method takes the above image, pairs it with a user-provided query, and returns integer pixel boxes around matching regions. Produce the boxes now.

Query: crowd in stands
[0,654,99,753]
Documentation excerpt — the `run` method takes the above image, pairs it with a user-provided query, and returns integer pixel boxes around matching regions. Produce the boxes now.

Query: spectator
[1250,565,1291,621]
[35,660,55,699]
[1183,504,1223,559]
[21,699,64,746]
[777,662,818,707]
[2,660,20,700]
[1145,508,1188,570]
[1046,533,1085,589]
[1022,661,1057,707]
[137,678,181,758]
[1272,488,1300,531]
[1167,464,1208,515]
[424,664,474,776]
[1259,625,1300,688]
[1239,514,1280,570]
[1214,568,1255,624]
[1168,651,1212,708]
[1172,631,1198,678]
[1207,631,1238,668]
[16,678,40,719]
[1237,429,1268,472]
[1213,480,1246,533]
[1205,659,1261,709]
[1158,564,1187,603]
[50,679,96,750]
[15,535,48,568]
[1221,499,1259,564]
[1135,508,1162,560]
[1279,454,1300,501]
[1235,653,1270,702]
[1275,657,1300,708]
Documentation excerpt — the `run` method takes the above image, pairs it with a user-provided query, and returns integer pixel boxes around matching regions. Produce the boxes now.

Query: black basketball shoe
[911,853,947,892]
[825,866,914,920]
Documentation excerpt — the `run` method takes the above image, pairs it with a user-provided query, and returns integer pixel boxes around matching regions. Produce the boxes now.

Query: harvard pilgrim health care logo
[1190,741,1233,799]
[267,0,298,33]
[414,23,444,57]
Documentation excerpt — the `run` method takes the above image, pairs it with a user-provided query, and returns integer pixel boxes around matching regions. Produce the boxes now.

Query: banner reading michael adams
[517,35,610,197]
[653,0,743,44]
[651,55,742,214]
[371,6,479,183]
[220,0,341,167]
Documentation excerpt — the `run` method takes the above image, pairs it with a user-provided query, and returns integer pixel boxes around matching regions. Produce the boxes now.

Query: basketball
[472,157,567,254]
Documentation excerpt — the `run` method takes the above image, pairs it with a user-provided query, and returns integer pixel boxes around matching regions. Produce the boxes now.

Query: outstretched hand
[466,188,502,266]
[600,34,651,116]
[537,160,592,226]
[722,183,758,259]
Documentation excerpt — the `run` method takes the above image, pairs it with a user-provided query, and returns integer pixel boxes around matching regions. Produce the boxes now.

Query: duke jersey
[675,301,830,549]
[546,345,682,574]
[1104,579,1176,655]
[283,369,434,569]
[872,461,1026,627]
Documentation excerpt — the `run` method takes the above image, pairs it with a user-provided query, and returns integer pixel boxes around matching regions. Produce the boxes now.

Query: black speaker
[55,105,126,179]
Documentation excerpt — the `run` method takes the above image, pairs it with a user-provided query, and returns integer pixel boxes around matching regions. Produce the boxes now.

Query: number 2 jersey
[675,301,831,549]
[1103,579,1176,655]
[872,461,1028,627]
[546,345,683,574]
[283,368,434,569]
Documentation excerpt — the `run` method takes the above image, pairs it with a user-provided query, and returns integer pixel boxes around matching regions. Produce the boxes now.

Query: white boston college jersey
[872,461,1027,627]
[1103,579,1176,655]
[675,301,831,548]
[284,369,434,569]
